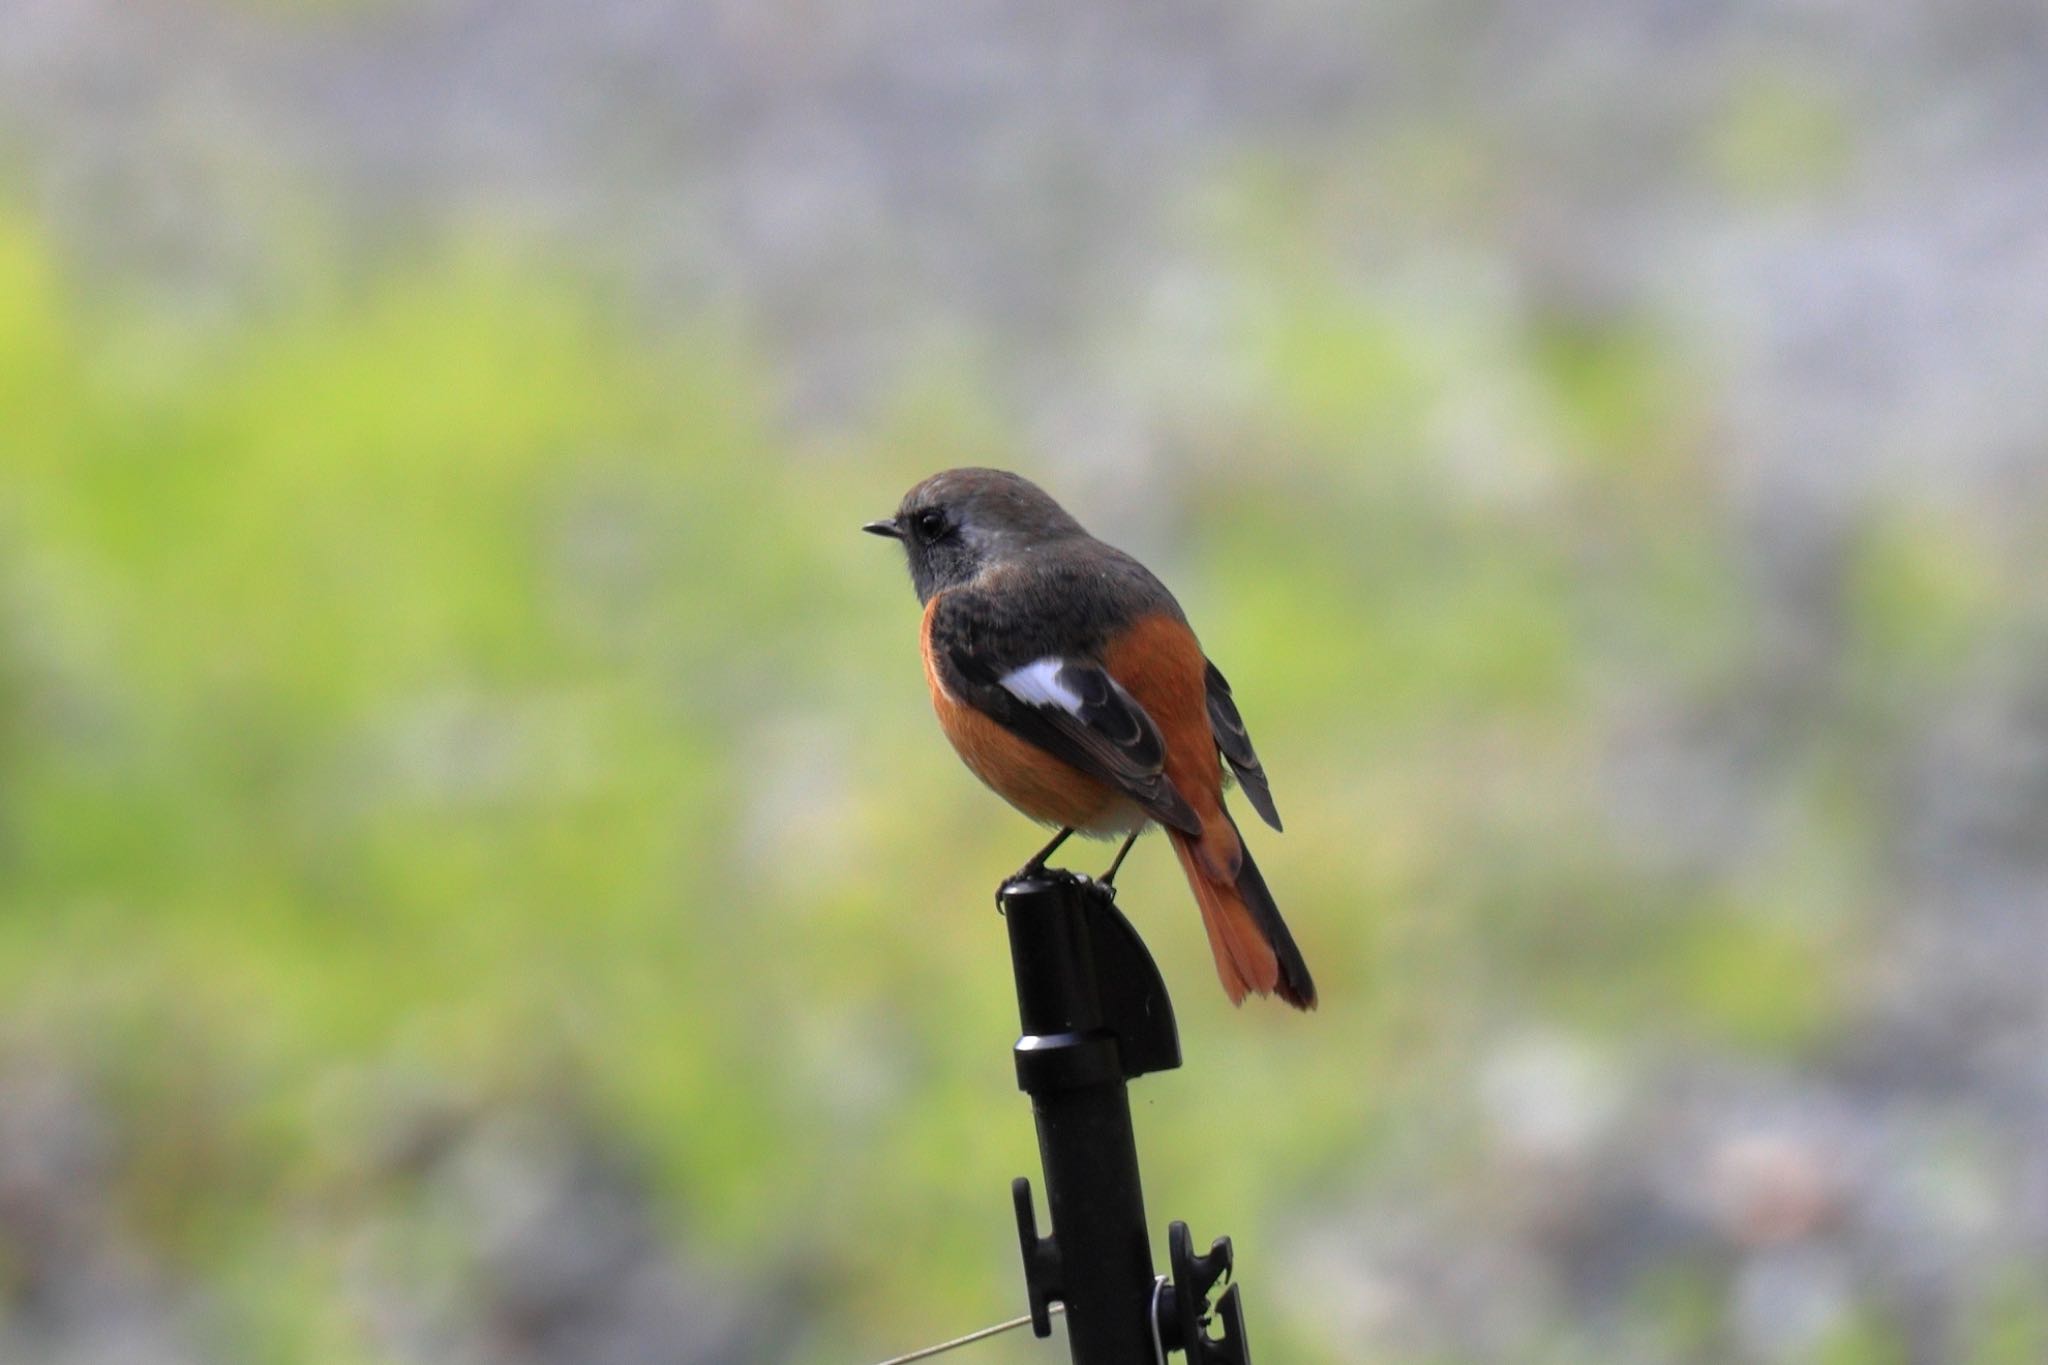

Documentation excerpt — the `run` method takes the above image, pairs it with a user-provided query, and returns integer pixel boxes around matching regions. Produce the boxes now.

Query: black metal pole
[1002,871,1181,1365]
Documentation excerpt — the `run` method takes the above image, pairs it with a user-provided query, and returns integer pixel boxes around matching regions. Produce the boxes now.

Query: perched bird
[865,468,1315,1009]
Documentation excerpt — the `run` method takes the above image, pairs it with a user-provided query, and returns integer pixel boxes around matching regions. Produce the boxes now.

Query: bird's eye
[913,508,948,540]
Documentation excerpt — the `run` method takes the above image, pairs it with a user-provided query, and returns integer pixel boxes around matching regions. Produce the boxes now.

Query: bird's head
[863,467,1087,602]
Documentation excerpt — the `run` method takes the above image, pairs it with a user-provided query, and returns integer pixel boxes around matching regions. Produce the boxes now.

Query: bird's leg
[1098,830,1141,887]
[1015,826,1076,880]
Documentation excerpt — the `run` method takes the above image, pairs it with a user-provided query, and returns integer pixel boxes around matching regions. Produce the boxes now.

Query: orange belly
[920,596,1143,835]
[934,686,1145,833]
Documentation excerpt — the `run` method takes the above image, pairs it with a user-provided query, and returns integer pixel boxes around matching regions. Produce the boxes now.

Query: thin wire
[870,1303,1066,1365]
[1148,1275,1171,1365]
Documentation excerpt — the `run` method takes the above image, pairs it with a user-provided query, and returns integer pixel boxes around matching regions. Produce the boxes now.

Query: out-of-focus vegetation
[4,2,2048,1363]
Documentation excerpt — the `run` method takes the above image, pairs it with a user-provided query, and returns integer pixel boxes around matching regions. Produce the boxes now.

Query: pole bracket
[1156,1221,1252,1364]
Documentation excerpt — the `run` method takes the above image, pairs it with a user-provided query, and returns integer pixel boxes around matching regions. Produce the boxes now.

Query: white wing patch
[999,658,1083,713]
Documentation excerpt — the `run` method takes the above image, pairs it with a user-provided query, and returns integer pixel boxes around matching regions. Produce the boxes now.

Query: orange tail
[1169,812,1316,1010]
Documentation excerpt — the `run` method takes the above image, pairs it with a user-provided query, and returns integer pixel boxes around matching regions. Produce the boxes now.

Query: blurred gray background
[1,2,2045,1363]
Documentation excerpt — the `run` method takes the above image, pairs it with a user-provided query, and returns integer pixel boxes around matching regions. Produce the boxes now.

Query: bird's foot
[1008,827,1077,885]
[1004,861,1090,890]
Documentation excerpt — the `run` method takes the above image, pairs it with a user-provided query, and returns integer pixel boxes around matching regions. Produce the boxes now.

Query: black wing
[1204,660,1281,831]
[928,591,1202,836]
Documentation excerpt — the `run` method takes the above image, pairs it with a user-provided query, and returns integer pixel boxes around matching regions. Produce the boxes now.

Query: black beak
[862,518,904,539]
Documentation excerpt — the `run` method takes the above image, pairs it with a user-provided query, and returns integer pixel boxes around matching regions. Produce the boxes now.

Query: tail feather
[1169,811,1316,1011]
[1231,832,1316,1009]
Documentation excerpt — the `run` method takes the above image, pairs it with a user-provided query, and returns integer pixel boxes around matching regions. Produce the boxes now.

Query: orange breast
[920,595,1136,833]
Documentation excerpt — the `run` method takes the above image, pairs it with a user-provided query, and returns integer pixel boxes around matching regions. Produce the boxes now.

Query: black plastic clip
[1156,1221,1251,1363]
[1012,1176,1061,1338]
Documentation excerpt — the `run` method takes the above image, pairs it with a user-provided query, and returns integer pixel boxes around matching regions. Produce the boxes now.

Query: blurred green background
[3,3,2047,1363]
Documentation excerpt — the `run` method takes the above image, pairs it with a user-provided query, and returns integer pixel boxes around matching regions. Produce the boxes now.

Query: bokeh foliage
[0,167,2037,1365]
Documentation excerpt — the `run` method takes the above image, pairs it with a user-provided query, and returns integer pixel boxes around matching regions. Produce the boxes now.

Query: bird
[864,467,1315,1010]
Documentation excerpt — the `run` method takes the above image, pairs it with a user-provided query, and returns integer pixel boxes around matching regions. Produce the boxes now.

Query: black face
[867,494,980,603]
